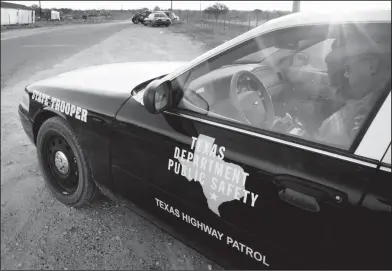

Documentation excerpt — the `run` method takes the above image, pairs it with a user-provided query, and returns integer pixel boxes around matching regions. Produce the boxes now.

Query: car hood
[28,62,186,95]
[27,62,187,117]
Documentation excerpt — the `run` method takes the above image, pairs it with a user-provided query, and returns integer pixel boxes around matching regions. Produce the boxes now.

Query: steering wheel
[230,70,275,129]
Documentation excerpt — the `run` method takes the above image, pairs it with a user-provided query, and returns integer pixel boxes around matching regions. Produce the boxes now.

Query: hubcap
[44,133,79,193]
[54,151,69,175]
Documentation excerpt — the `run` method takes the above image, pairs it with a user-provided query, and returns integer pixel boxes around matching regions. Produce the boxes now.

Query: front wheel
[36,117,98,207]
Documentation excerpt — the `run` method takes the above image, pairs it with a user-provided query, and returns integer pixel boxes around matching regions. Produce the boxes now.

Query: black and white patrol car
[18,10,391,269]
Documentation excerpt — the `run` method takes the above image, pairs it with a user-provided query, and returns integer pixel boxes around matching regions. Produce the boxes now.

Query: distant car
[18,10,392,270]
[132,10,151,24]
[143,12,172,27]
[158,10,180,21]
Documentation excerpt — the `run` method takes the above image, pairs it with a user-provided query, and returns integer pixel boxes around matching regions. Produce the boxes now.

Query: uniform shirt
[315,92,377,149]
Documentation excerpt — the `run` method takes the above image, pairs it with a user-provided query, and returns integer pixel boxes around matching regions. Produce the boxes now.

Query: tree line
[29,2,290,22]
[202,2,291,22]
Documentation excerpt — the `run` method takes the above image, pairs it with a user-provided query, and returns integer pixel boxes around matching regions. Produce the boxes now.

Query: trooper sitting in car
[314,36,391,148]
[275,35,391,148]
[324,39,350,112]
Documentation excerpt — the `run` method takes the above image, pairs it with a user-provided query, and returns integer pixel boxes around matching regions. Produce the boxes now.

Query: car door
[164,102,391,270]
[166,22,391,269]
[111,21,391,269]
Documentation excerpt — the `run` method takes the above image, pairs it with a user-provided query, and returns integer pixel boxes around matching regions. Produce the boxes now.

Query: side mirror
[292,52,310,67]
[143,79,172,114]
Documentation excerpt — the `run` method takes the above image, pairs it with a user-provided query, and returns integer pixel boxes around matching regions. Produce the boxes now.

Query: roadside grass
[0,19,100,32]
[168,20,263,51]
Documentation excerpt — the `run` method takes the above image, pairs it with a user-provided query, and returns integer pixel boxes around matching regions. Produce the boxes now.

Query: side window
[175,23,391,151]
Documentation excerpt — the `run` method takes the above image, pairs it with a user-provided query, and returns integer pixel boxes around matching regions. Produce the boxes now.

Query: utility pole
[292,0,301,12]
[200,1,202,20]
[171,0,172,10]
[38,0,41,20]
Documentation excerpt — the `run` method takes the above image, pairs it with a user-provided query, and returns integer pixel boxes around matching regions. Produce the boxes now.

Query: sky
[5,1,392,12]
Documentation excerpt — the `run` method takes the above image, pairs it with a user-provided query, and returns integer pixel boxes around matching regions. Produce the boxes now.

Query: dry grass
[0,19,105,32]
[169,20,256,51]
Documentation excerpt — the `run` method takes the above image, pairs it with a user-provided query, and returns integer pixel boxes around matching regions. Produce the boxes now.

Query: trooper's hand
[273,113,296,133]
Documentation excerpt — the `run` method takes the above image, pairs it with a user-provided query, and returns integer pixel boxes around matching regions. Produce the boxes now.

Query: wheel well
[32,111,60,144]
[32,111,98,184]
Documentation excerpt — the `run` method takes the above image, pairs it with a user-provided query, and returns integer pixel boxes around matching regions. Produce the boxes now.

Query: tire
[36,116,98,208]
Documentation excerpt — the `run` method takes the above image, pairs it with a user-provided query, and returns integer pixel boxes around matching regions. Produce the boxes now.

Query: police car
[18,10,391,269]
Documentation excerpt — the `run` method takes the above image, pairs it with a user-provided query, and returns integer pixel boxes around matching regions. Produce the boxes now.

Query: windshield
[233,46,280,64]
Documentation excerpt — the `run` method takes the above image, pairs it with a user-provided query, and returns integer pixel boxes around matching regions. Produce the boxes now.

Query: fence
[167,9,290,51]
[173,9,289,31]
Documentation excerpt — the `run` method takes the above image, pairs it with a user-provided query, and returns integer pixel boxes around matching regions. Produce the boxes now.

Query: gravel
[1,23,221,270]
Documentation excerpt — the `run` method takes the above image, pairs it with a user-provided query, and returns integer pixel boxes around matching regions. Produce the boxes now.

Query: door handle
[273,175,347,212]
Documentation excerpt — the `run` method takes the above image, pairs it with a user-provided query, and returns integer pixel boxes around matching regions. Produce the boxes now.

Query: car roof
[218,9,390,50]
[237,9,390,42]
[276,9,389,25]
[166,9,391,80]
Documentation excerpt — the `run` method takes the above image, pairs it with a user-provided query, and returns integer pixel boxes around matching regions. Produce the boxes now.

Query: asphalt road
[1,21,132,89]
[1,21,220,270]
